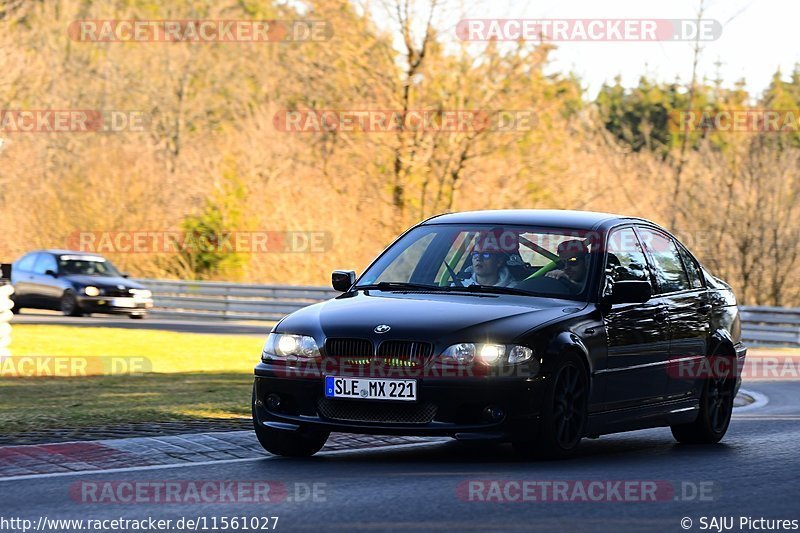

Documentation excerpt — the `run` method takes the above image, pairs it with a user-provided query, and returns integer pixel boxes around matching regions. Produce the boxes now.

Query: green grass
[1,325,266,433]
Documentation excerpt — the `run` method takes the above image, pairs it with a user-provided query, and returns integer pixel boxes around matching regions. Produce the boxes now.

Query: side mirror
[331,270,356,292]
[609,280,651,304]
[44,269,58,278]
[121,273,130,278]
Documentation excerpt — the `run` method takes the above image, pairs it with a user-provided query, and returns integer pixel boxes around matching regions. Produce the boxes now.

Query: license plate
[324,376,417,401]
[111,298,135,308]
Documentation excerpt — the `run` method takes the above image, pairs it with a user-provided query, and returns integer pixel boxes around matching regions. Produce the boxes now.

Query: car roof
[26,249,105,258]
[420,209,652,231]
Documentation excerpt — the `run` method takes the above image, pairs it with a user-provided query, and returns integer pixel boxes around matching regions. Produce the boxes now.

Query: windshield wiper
[354,281,443,292]
[442,284,532,296]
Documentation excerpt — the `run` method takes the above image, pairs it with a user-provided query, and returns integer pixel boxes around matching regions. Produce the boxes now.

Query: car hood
[63,275,146,289]
[276,290,585,345]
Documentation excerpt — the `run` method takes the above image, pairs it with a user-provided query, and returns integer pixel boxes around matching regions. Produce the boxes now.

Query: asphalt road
[10,311,271,336]
[1,381,798,533]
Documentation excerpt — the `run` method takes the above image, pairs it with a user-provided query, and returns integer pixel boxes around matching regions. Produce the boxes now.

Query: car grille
[104,287,132,297]
[376,340,432,367]
[325,338,432,368]
[316,398,437,424]
[325,338,373,358]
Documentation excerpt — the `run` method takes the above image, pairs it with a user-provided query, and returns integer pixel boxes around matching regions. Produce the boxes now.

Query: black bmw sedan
[10,250,153,318]
[253,210,747,458]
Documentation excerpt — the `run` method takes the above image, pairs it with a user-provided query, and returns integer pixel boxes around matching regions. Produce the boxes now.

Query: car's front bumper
[76,295,153,315]
[253,362,546,440]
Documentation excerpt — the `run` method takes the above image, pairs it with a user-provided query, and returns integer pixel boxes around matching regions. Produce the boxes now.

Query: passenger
[545,240,589,292]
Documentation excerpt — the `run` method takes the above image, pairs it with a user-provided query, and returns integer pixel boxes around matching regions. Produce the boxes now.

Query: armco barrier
[136,279,339,322]
[0,283,13,359]
[136,279,800,348]
[739,306,800,348]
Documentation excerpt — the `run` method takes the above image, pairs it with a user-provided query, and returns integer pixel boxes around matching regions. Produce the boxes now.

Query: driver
[463,250,515,287]
[545,240,589,292]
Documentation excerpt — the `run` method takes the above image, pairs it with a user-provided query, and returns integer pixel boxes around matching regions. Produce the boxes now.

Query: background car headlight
[84,286,100,296]
[262,333,320,361]
[440,343,533,365]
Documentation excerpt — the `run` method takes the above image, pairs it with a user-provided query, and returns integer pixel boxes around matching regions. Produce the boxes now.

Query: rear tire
[252,388,329,457]
[671,356,735,444]
[60,291,82,317]
[513,353,588,459]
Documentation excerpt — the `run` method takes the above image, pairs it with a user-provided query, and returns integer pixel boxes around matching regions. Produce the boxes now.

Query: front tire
[513,353,588,459]
[60,291,82,317]
[671,356,735,444]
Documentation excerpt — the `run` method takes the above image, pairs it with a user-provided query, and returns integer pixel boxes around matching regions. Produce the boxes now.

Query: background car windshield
[58,257,122,277]
[358,225,597,299]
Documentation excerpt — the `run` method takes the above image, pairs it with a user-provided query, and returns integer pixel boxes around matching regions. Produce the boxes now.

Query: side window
[605,227,651,285]
[636,228,691,294]
[677,244,704,289]
[33,254,57,275]
[16,253,38,272]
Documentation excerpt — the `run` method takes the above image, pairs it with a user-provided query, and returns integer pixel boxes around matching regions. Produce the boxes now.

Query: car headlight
[440,343,533,365]
[84,286,100,296]
[507,345,534,364]
[262,333,320,362]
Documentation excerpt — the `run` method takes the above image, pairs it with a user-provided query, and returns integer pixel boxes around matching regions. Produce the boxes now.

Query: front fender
[544,331,593,375]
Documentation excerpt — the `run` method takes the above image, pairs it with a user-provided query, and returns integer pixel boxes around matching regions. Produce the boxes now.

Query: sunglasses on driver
[556,256,584,269]
[471,251,499,261]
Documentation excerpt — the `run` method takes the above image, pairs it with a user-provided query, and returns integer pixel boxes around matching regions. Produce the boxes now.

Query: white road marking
[733,388,769,412]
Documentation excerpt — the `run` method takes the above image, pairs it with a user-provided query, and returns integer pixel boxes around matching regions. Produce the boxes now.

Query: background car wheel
[513,352,588,459]
[60,291,82,317]
[129,313,146,319]
[671,355,735,444]
[9,297,21,314]
[252,389,329,457]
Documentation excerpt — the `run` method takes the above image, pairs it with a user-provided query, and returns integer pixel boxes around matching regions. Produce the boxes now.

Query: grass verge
[1,325,264,434]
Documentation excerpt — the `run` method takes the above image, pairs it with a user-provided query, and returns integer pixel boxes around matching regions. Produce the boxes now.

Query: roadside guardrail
[739,306,800,348]
[135,279,800,348]
[136,279,339,322]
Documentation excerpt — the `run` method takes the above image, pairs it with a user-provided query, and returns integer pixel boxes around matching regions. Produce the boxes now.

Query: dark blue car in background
[9,250,153,318]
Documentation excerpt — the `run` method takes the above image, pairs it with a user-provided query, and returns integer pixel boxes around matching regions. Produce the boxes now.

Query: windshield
[58,256,123,277]
[357,224,599,300]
